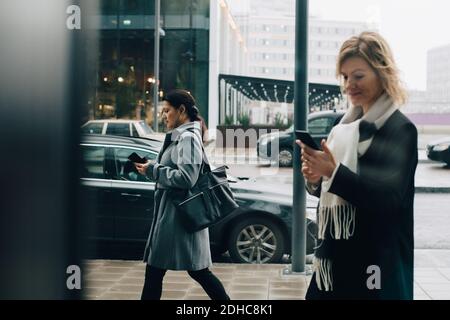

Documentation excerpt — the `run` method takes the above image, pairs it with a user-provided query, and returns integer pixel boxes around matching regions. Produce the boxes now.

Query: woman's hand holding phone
[296,140,322,184]
[296,138,337,181]
[134,160,152,176]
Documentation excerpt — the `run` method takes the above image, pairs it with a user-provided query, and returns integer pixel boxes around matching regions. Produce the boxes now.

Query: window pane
[132,124,140,137]
[81,146,106,179]
[139,121,153,134]
[82,123,103,134]
[309,117,332,134]
[114,148,157,181]
[106,123,130,136]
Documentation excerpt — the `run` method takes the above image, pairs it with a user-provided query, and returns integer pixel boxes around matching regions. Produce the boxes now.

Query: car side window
[81,146,106,179]
[106,123,130,137]
[308,117,333,135]
[82,123,103,134]
[139,121,154,134]
[132,124,140,137]
[113,148,157,182]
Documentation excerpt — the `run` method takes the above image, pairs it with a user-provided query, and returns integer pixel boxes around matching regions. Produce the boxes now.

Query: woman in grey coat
[135,89,229,300]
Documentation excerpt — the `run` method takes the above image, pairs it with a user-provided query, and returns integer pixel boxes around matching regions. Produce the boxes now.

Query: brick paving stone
[231,277,269,285]
[163,282,192,291]
[269,296,304,300]
[83,288,108,297]
[269,289,306,297]
[126,270,146,278]
[184,295,210,300]
[117,277,145,285]
[110,284,143,293]
[188,287,212,295]
[228,284,269,293]
[161,290,187,300]
[210,266,236,273]
[83,279,116,288]
[84,273,124,281]
[93,267,132,274]
[270,281,308,290]
[99,292,140,300]
[102,260,140,267]
[229,292,267,300]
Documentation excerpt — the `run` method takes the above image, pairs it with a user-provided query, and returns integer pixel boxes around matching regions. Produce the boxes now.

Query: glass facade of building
[88,0,210,128]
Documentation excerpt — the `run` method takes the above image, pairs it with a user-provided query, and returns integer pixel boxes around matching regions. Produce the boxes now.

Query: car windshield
[139,121,154,134]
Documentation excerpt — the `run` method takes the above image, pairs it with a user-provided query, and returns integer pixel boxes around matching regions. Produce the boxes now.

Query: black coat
[306,110,418,300]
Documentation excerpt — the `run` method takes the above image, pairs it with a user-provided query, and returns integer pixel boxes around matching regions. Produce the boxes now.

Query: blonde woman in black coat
[298,32,417,300]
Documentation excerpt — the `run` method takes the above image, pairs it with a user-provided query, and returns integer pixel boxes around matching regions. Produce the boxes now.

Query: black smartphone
[128,152,147,164]
[295,130,320,150]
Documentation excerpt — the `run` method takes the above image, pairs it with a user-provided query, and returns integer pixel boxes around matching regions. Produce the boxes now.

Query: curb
[415,187,450,193]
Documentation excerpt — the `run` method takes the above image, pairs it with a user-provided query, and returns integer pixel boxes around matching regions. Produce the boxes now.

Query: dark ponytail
[163,89,201,122]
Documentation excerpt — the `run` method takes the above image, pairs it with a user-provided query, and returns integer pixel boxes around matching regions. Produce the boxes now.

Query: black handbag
[176,148,239,233]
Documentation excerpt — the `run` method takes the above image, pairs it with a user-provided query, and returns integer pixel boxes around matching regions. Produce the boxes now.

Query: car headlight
[433,144,450,152]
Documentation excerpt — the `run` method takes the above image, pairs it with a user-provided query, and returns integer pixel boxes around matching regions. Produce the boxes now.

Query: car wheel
[278,148,293,167]
[228,217,285,264]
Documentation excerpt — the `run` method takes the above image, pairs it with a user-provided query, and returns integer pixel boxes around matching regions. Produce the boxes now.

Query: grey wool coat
[143,121,212,271]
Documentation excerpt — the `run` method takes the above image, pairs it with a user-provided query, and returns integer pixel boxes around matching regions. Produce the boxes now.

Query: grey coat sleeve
[147,132,203,189]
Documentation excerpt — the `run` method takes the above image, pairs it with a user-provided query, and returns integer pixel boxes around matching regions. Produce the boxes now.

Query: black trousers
[141,264,230,300]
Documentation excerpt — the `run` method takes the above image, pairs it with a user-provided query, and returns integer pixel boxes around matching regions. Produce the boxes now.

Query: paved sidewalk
[83,250,450,300]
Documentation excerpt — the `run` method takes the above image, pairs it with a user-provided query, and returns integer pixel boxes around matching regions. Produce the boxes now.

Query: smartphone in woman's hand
[128,152,147,164]
[295,130,320,150]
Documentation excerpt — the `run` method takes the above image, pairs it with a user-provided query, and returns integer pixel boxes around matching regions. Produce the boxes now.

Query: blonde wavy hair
[336,31,407,106]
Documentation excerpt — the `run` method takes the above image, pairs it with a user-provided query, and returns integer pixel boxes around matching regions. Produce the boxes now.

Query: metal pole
[153,0,160,132]
[291,0,309,273]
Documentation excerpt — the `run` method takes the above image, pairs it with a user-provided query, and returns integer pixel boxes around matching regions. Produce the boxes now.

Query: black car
[427,137,450,165]
[257,110,345,167]
[80,134,318,264]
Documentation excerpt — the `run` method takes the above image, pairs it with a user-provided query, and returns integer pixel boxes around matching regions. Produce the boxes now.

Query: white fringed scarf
[314,93,398,292]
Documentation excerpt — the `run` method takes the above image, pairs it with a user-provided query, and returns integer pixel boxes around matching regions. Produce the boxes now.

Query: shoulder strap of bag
[185,127,211,174]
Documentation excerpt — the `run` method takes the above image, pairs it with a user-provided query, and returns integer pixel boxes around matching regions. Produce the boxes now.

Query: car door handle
[120,193,142,198]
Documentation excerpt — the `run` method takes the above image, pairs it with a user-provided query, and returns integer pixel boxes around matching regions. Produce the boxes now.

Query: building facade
[83,0,246,134]
[309,18,371,84]
[427,44,450,110]
[230,0,370,85]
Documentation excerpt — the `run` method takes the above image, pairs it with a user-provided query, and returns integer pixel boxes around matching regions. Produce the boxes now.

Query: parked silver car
[81,119,165,141]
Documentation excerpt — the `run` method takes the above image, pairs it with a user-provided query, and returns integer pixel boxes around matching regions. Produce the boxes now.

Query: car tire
[227,217,285,264]
[278,148,293,167]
